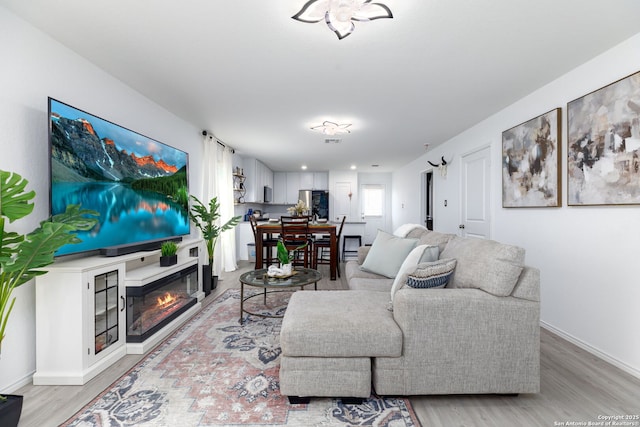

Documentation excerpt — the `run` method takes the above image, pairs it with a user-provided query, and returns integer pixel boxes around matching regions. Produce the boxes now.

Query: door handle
[459,224,465,229]
[120,295,125,312]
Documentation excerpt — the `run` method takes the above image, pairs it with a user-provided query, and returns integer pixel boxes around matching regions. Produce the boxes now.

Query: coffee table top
[240,267,322,289]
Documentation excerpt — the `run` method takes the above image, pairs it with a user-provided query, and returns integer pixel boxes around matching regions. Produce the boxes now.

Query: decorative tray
[264,270,298,279]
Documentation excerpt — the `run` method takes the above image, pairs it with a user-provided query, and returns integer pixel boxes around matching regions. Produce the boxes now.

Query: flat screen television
[49,98,190,257]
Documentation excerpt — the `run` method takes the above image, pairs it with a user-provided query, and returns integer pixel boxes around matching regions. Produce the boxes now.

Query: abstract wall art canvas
[502,108,561,207]
[567,71,640,205]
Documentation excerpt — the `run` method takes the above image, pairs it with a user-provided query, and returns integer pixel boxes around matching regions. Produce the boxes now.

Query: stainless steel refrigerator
[298,190,329,219]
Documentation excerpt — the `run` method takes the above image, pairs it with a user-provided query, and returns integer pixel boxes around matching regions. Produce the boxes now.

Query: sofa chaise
[279,225,540,401]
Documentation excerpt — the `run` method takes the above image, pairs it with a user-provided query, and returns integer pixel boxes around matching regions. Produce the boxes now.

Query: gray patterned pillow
[406,258,457,289]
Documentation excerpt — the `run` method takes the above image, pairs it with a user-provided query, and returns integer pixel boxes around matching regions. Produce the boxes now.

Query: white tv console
[33,238,204,386]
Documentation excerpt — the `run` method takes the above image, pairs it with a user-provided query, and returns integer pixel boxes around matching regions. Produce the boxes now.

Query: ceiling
[3,1,640,172]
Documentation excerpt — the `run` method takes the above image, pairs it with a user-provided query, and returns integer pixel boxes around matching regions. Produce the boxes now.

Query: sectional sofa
[279,225,540,400]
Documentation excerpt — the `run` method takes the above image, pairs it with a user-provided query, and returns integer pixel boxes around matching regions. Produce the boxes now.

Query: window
[362,185,384,217]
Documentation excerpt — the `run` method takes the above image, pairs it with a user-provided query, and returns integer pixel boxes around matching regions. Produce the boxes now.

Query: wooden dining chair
[280,216,313,268]
[249,216,278,268]
[313,215,345,277]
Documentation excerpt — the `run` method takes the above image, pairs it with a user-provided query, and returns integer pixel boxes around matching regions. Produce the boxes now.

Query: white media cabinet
[33,238,204,386]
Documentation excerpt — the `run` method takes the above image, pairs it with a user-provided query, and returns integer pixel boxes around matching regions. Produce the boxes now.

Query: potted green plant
[188,195,240,295]
[0,170,98,427]
[159,241,178,266]
[276,239,307,275]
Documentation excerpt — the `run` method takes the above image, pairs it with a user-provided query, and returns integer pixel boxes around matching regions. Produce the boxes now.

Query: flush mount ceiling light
[292,0,393,40]
[311,121,352,135]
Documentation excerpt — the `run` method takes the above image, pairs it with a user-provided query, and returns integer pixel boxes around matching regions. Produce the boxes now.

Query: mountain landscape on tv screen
[50,113,181,183]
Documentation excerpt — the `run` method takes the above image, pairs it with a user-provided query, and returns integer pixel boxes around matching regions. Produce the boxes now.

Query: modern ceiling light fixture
[311,120,352,135]
[292,0,393,40]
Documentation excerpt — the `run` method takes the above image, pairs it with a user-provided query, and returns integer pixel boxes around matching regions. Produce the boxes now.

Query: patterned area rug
[63,289,422,427]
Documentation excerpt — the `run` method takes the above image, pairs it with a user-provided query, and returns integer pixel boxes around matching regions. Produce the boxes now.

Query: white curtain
[202,134,238,273]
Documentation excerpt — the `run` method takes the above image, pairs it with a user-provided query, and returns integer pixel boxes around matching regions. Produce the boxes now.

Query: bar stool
[342,234,362,261]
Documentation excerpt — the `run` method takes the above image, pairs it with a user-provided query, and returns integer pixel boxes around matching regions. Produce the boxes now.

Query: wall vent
[324,138,341,144]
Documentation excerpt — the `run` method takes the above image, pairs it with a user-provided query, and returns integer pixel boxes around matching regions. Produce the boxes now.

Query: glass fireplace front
[126,263,198,343]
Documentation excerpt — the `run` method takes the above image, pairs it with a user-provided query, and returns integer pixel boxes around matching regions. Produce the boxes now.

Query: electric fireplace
[126,264,198,343]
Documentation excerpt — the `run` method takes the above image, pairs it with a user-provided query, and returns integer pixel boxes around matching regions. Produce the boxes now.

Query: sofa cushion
[281,291,402,358]
[406,258,457,289]
[389,244,440,300]
[360,230,418,278]
[440,236,525,296]
[349,276,394,292]
[414,230,455,253]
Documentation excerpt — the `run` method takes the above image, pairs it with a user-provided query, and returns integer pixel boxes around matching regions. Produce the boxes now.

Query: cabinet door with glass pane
[86,265,126,364]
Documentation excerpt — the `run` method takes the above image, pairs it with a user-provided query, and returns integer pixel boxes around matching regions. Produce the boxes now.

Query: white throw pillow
[389,244,440,301]
[360,230,418,279]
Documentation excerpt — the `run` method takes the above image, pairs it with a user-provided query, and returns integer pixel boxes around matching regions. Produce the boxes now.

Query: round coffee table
[239,267,321,324]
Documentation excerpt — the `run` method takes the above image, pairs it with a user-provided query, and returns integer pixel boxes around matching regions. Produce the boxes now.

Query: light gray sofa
[280,225,540,400]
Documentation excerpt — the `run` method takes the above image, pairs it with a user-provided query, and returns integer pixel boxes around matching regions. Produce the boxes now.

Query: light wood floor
[16,261,640,427]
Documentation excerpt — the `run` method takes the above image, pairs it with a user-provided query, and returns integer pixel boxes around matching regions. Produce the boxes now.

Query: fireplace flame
[157,292,177,308]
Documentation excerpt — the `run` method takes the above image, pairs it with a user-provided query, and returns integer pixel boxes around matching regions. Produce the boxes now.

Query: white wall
[393,32,640,378]
[0,7,203,392]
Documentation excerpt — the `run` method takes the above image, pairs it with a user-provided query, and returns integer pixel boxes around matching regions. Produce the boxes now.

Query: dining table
[255,222,338,280]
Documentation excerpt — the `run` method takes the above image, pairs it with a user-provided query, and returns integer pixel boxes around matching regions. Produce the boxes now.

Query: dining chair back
[249,215,278,268]
[280,216,312,268]
[313,215,345,276]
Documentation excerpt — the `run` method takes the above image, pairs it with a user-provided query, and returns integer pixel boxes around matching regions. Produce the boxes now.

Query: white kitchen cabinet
[286,172,300,204]
[244,158,273,203]
[313,172,328,190]
[299,172,314,189]
[300,172,328,190]
[235,222,255,260]
[273,172,287,204]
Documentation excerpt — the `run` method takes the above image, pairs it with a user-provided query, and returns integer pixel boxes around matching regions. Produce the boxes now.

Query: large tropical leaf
[4,206,98,287]
[0,170,35,223]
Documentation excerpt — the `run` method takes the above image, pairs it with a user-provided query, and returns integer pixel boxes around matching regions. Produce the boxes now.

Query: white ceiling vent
[324,138,341,144]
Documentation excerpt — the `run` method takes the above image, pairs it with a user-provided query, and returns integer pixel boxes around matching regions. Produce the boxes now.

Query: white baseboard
[0,370,35,394]
[541,321,640,380]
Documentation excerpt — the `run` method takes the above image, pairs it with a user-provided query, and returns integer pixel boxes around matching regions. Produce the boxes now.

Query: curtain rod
[202,130,234,153]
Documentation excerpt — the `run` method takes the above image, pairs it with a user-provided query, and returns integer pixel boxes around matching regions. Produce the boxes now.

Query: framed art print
[567,70,640,205]
[502,108,561,207]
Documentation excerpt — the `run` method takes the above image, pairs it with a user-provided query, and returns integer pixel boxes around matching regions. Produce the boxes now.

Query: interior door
[460,146,491,239]
[360,184,386,244]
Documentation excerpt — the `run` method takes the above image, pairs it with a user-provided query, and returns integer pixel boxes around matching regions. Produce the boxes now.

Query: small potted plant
[276,239,307,276]
[159,241,178,266]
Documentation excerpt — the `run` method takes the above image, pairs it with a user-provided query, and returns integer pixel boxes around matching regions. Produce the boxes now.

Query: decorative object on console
[159,241,178,266]
[502,108,561,207]
[292,0,393,40]
[188,195,241,295]
[310,120,352,135]
[567,70,640,205]
[0,170,98,425]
